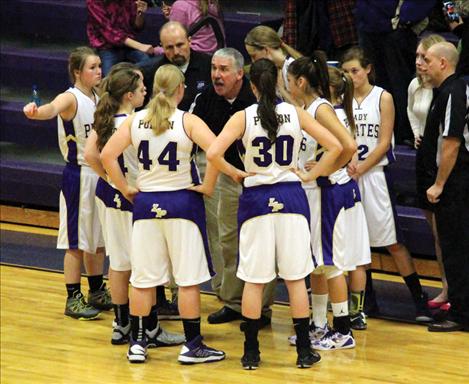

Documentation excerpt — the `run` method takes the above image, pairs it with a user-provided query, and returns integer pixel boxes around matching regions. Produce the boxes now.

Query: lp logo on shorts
[114,194,122,209]
[151,203,167,218]
[268,198,284,212]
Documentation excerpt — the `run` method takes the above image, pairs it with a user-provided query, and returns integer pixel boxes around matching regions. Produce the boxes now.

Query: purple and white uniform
[95,113,137,271]
[57,87,104,253]
[129,108,212,288]
[353,86,403,247]
[237,102,314,283]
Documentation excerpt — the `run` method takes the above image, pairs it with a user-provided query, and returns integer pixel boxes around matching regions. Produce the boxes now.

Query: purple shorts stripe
[95,178,133,212]
[320,179,361,265]
[62,120,78,165]
[61,164,81,248]
[190,144,200,185]
[383,166,404,244]
[132,189,214,276]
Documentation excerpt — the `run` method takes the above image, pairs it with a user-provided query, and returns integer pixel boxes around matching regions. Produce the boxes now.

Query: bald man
[416,42,469,332]
[140,21,212,111]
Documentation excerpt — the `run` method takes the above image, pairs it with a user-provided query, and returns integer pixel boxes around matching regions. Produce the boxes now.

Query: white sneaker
[127,339,147,363]
[146,326,185,348]
[111,320,130,345]
[312,330,355,351]
[288,323,330,346]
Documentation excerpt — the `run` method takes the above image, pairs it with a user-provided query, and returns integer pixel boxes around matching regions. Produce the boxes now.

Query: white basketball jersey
[131,108,198,192]
[114,114,138,187]
[298,98,349,188]
[242,102,302,187]
[334,105,352,135]
[58,87,98,166]
[353,86,395,167]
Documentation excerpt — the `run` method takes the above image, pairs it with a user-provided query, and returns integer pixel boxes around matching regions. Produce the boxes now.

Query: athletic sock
[182,317,201,342]
[293,317,310,352]
[156,286,167,305]
[130,315,146,342]
[242,317,260,351]
[87,274,103,292]
[66,283,81,298]
[113,303,130,326]
[311,294,328,327]
[403,272,424,303]
[147,304,160,333]
[331,301,350,334]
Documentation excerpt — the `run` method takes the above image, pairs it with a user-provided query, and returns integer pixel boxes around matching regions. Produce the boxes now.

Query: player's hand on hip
[123,185,139,203]
[188,183,214,198]
[230,169,252,184]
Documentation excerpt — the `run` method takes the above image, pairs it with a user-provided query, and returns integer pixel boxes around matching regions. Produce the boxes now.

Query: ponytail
[250,59,279,142]
[328,66,356,136]
[287,52,330,99]
[145,64,184,135]
[94,91,119,151]
[94,68,141,151]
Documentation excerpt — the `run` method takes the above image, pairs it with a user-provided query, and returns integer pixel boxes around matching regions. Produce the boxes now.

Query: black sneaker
[350,311,367,330]
[88,283,113,311]
[241,350,260,370]
[156,300,181,320]
[296,348,321,368]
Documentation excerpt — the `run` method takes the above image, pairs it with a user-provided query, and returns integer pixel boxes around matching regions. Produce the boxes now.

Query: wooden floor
[1,266,468,384]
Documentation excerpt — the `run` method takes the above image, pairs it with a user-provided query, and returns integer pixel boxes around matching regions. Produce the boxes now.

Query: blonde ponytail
[145,64,185,135]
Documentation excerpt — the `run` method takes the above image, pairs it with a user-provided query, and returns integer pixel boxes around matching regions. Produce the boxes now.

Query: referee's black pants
[434,168,469,329]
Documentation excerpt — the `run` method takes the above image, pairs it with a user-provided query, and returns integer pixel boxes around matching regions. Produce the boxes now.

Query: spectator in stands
[155,0,225,55]
[355,0,436,145]
[416,42,469,332]
[23,46,112,320]
[140,21,212,111]
[192,48,275,327]
[244,25,302,103]
[341,47,433,327]
[449,0,469,81]
[86,0,154,75]
[408,34,450,311]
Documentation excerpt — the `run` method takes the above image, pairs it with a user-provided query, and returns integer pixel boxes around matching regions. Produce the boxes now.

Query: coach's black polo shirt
[140,50,212,111]
[192,78,256,170]
[416,73,469,193]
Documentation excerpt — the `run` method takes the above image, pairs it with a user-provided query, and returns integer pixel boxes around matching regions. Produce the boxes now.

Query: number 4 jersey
[240,102,303,188]
[130,108,200,192]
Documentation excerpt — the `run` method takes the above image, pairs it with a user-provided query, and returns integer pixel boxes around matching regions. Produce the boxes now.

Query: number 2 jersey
[353,85,395,167]
[130,108,199,192]
[240,102,302,188]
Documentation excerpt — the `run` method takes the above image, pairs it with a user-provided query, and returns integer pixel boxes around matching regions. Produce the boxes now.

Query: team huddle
[23,29,433,369]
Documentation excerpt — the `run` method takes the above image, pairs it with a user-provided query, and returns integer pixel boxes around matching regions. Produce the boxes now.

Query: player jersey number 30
[252,135,294,167]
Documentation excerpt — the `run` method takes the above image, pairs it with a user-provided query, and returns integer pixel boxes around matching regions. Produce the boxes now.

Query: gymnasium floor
[1,222,468,384]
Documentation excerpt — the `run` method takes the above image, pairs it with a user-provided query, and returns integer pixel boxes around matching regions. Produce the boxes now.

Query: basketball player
[207,58,343,369]
[286,55,362,350]
[341,47,432,326]
[84,65,185,347]
[23,46,111,320]
[101,64,226,364]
